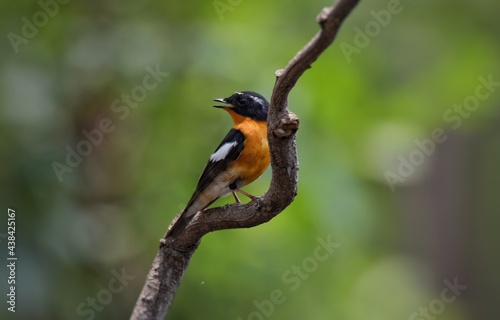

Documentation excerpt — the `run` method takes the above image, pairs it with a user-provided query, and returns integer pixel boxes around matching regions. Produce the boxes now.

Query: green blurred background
[1,0,499,319]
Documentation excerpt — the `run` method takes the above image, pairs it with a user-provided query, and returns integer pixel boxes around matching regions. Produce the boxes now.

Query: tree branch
[130,1,359,319]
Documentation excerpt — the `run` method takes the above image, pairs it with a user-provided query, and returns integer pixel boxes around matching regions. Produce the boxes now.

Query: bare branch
[131,1,359,319]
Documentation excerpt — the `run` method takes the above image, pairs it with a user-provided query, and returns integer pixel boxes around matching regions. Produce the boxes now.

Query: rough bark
[131,0,360,319]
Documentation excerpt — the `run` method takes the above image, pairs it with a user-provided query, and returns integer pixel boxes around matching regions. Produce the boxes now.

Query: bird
[167,91,270,237]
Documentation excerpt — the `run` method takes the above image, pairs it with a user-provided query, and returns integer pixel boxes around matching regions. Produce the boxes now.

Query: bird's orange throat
[224,108,251,126]
[224,108,268,138]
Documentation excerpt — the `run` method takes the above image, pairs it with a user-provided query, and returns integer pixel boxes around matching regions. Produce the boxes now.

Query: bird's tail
[166,209,194,237]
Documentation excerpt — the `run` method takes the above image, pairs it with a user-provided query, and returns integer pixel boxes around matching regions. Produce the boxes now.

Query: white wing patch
[209,141,238,162]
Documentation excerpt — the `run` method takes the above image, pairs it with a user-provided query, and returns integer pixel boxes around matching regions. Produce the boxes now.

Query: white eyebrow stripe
[250,95,264,106]
[209,141,238,162]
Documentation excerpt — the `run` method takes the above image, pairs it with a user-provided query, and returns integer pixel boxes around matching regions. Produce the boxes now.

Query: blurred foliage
[1,0,499,319]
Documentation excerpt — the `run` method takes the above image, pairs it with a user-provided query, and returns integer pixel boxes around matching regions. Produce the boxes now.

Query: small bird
[167,91,270,237]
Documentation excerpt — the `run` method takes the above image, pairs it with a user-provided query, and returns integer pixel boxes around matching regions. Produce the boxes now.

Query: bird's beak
[213,98,233,108]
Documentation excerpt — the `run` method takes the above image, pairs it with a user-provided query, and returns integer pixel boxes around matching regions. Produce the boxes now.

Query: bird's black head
[213,91,269,121]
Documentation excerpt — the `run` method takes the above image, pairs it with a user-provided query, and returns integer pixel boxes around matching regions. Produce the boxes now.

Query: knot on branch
[271,113,299,138]
[317,7,332,27]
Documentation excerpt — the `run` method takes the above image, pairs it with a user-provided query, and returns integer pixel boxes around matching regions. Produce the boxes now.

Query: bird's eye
[239,99,248,106]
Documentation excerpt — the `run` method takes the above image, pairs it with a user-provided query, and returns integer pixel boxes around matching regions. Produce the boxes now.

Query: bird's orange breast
[226,109,270,185]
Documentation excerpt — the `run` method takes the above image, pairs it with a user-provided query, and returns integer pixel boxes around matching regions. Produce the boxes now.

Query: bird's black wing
[184,128,245,209]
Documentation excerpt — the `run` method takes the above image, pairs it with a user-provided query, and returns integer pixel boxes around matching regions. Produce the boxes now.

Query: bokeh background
[1,0,499,319]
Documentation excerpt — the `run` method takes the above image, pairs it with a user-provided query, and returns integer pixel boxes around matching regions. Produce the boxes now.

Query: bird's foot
[232,192,242,204]
[236,189,258,201]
